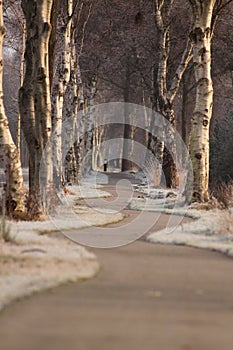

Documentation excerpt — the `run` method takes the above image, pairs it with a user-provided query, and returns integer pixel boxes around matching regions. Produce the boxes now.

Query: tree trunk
[92,124,105,171]
[153,0,192,188]
[83,75,97,175]
[64,48,83,183]
[52,0,72,188]
[122,55,133,172]
[189,0,215,202]
[19,0,54,216]
[162,108,179,188]
[181,71,191,148]
[17,20,26,154]
[49,0,58,91]
[80,95,93,177]
[0,2,25,217]
[74,64,86,177]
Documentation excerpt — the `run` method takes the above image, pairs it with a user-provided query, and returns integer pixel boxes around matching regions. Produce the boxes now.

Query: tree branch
[167,37,193,104]
[77,0,93,59]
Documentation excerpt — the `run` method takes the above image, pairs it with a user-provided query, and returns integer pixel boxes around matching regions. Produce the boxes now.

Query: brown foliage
[210,181,233,209]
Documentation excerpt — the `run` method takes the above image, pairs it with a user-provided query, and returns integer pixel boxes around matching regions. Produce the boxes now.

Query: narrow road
[0,173,233,350]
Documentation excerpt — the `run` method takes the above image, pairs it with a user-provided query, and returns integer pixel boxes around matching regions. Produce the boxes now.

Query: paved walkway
[0,173,233,350]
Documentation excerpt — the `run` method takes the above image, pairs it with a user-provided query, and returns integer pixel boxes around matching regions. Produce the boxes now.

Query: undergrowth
[210,181,233,209]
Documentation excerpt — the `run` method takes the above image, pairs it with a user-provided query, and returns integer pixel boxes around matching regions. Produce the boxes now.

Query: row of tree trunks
[1,0,226,220]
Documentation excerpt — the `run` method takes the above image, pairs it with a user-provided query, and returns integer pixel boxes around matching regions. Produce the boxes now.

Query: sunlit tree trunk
[189,0,215,202]
[0,1,25,217]
[19,0,54,215]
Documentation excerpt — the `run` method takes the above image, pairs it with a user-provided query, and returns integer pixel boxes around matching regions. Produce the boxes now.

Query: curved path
[0,173,233,350]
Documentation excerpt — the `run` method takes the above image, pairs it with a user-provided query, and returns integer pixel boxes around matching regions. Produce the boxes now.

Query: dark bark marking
[203,119,208,127]
[195,153,202,160]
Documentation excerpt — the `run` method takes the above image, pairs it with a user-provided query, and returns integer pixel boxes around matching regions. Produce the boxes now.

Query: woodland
[0,0,233,220]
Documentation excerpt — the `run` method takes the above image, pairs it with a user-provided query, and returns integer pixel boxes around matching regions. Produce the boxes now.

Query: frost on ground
[130,181,191,216]
[0,236,99,312]
[147,206,233,258]
[130,175,233,258]
[0,176,123,312]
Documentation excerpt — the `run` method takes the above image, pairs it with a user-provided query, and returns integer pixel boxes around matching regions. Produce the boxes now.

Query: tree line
[0,0,232,219]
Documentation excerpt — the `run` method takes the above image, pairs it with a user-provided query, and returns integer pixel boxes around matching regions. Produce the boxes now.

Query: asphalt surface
[0,173,233,350]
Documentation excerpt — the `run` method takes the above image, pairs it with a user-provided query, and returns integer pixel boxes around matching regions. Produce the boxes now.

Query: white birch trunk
[34,0,54,212]
[0,2,25,217]
[63,9,82,184]
[52,0,72,188]
[153,0,192,188]
[189,0,215,202]
[68,43,80,182]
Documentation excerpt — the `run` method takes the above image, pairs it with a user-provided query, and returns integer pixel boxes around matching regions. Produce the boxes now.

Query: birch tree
[52,0,73,188]
[122,55,134,172]
[188,0,232,202]
[63,2,85,184]
[0,0,25,217]
[19,0,54,216]
[152,0,193,188]
[81,74,97,175]
[64,0,93,180]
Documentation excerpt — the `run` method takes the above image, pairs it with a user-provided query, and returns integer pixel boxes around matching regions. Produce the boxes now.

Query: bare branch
[167,37,193,104]
[77,0,93,59]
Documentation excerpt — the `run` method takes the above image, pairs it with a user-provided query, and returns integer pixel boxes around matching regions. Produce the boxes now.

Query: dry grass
[210,181,233,209]
[142,157,161,187]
